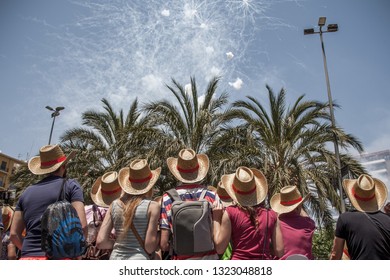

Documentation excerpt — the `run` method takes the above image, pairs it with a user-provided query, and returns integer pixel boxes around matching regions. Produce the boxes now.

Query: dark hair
[237,204,265,230]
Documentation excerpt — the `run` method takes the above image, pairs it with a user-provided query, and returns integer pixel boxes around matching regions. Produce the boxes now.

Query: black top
[335,210,390,260]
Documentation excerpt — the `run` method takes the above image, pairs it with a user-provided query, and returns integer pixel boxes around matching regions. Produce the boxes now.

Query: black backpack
[41,178,86,259]
[166,187,214,256]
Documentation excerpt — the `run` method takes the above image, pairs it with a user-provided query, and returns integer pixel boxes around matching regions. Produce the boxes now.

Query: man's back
[15,175,84,257]
[335,211,390,260]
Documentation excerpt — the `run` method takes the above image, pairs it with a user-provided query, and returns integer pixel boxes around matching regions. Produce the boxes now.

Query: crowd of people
[0,143,389,260]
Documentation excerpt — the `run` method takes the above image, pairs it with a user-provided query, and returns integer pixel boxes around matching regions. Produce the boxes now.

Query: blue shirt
[15,175,84,257]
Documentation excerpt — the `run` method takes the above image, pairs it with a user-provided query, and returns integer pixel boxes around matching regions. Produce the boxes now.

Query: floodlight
[318,17,326,26]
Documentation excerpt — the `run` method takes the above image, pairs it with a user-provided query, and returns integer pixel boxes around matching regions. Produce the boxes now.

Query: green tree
[213,85,365,229]
[312,228,334,260]
[143,76,231,191]
[60,98,158,203]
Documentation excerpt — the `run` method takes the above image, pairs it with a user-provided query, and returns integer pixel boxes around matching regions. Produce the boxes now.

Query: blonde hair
[120,188,153,238]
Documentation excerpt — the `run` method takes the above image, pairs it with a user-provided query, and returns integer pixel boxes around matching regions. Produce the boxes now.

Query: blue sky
[0,0,389,162]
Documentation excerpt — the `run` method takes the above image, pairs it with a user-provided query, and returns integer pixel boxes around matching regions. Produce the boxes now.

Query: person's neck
[51,167,65,177]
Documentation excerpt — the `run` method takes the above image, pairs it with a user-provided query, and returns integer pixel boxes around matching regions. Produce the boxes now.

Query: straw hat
[216,181,234,207]
[343,174,388,213]
[222,166,268,207]
[28,144,76,175]
[90,171,123,208]
[167,148,209,184]
[270,185,310,214]
[118,159,161,195]
[2,206,14,232]
[167,149,209,183]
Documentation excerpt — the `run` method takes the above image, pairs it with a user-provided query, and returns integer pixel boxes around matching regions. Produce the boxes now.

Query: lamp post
[304,17,345,213]
[46,106,65,145]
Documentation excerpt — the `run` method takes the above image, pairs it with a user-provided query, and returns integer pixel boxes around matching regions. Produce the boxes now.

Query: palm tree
[214,85,365,230]
[142,76,231,191]
[60,98,159,203]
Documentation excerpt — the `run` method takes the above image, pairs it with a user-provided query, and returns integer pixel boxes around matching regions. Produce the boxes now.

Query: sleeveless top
[109,199,151,260]
[226,205,278,260]
[278,211,315,260]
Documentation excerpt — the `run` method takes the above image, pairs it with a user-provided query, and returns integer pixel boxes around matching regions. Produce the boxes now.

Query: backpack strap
[199,188,208,200]
[57,178,68,202]
[166,186,208,202]
[166,188,182,202]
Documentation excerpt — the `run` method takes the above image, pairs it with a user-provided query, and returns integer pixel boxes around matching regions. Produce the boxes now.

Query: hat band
[41,156,66,167]
[281,196,302,206]
[352,188,375,201]
[129,173,152,183]
[177,164,199,173]
[101,187,121,195]
[232,184,256,195]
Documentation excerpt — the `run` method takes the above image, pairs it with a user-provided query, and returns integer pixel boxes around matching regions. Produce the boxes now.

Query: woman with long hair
[212,166,284,260]
[96,159,161,260]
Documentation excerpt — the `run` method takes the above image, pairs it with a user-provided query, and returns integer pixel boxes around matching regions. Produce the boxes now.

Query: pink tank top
[278,212,315,260]
[226,205,278,260]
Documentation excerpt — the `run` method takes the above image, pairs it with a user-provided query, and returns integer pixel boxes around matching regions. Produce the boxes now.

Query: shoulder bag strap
[92,204,103,227]
[131,222,153,259]
[262,208,269,260]
[363,212,388,241]
[127,200,152,258]
[131,223,145,250]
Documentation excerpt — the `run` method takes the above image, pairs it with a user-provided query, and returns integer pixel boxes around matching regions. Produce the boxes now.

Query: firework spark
[35,0,278,124]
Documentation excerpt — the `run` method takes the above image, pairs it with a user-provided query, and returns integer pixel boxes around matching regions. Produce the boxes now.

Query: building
[359,149,390,188]
[0,152,26,203]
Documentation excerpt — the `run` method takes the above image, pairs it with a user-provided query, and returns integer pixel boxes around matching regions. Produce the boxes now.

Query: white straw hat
[118,159,161,195]
[167,148,209,183]
[222,166,268,207]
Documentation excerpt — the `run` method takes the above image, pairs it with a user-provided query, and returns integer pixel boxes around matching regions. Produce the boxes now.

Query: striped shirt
[110,199,151,260]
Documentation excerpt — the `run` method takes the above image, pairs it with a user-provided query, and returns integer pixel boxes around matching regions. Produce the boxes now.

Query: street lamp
[304,17,345,213]
[46,106,65,145]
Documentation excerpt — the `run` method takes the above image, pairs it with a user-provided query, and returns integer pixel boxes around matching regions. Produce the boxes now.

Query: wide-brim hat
[2,206,14,232]
[216,181,234,207]
[270,185,310,214]
[28,144,76,175]
[222,166,268,207]
[167,148,209,184]
[118,159,161,195]
[91,171,123,207]
[343,174,388,213]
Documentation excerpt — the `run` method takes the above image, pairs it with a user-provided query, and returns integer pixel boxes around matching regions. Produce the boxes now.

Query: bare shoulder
[148,200,160,213]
